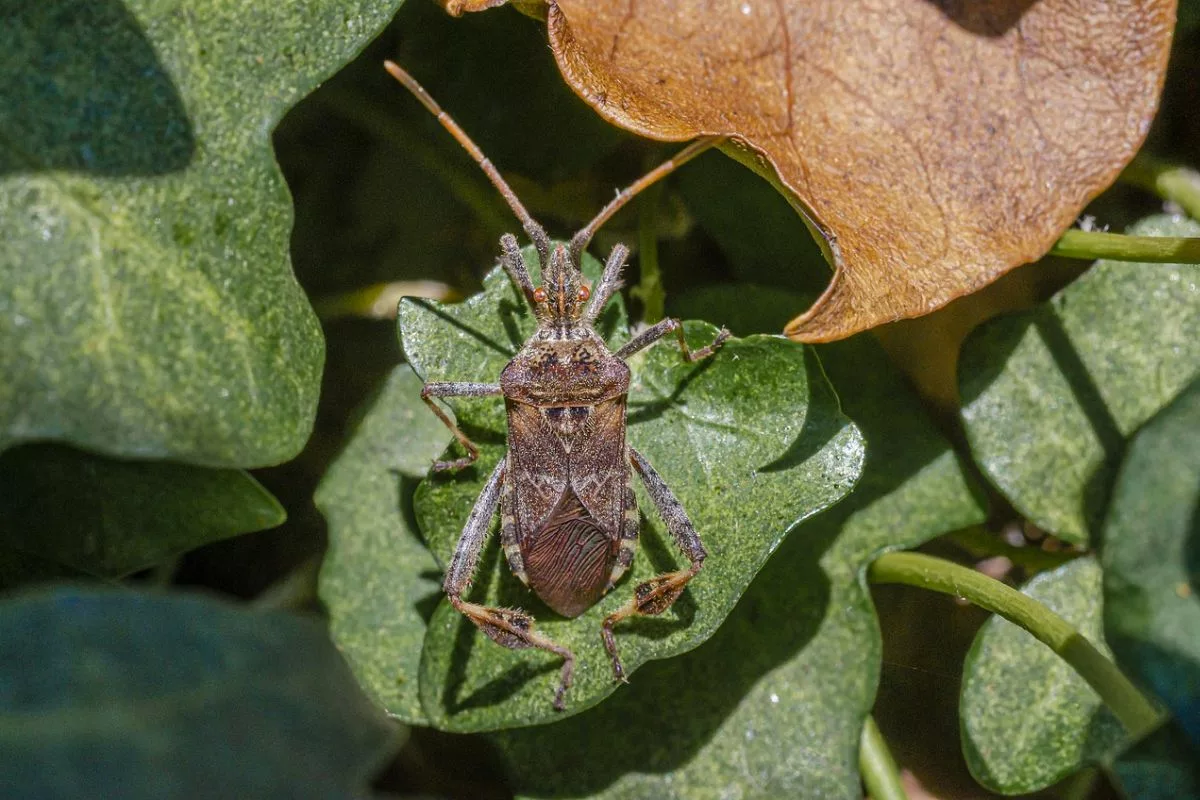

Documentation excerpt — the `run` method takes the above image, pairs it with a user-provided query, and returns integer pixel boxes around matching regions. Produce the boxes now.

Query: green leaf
[0,443,283,577]
[399,250,865,731]
[490,335,986,797]
[959,214,1200,544]
[0,587,401,798]
[960,556,1127,794]
[0,1,403,465]
[1101,376,1200,746]
[317,365,452,725]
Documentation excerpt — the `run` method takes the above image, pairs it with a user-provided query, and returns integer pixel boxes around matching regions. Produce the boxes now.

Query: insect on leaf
[399,247,864,732]
[490,333,987,798]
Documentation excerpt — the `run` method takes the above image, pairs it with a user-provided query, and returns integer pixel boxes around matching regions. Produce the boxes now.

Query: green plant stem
[1121,153,1200,221]
[868,552,1163,739]
[1049,229,1200,263]
[860,715,907,800]
[632,181,666,323]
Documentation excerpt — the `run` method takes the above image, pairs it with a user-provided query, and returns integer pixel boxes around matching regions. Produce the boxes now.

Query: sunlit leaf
[317,365,451,725]
[960,214,1200,544]
[0,1,404,465]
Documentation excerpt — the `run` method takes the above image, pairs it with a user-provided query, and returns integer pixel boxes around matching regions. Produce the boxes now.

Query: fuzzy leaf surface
[960,556,1126,794]
[317,365,452,725]
[491,333,986,797]
[0,587,400,799]
[960,215,1200,544]
[0,1,402,465]
[399,251,864,731]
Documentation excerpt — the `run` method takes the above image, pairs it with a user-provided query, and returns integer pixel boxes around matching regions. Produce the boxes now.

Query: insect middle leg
[421,382,502,471]
[443,456,577,710]
[601,447,707,683]
[614,317,731,363]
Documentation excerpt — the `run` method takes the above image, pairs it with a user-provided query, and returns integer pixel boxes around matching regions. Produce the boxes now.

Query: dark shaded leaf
[0,444,283,577]
[0,587,401,799]
[1102,376,1200,747]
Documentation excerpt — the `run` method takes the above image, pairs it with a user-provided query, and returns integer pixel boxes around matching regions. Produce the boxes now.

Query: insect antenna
[568,135,725,264]
[383,60,551,279]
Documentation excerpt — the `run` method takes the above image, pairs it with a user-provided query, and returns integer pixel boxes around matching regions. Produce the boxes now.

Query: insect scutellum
[385,59,730,712]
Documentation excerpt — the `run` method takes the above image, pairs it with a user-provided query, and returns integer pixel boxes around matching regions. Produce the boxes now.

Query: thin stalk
[632,181,666,323]
[1121,153,1200,221]
[868,552,1163,739]
[860,715,907,800]
[1049,229,1200,263]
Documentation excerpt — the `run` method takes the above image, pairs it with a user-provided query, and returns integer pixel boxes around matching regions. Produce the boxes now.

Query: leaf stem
[1121,153,1200,221]
[860,715,908,800]
[631,180,666,323]
[1049,229,1200,263]
[868,552,1163,739]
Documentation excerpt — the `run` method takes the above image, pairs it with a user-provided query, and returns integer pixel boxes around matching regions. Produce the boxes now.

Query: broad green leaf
[0,443,283,577]
[1102,376,1200,747]
[0,587,401,799]
[317,365,452,725]
[959,214,1200,544]
[491,334,987,798]
[0,1,403,465]
[399,251,865,731]
[960,556,1126,794]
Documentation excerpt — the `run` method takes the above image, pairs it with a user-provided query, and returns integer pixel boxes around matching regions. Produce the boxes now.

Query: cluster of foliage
[2,1,1199,798]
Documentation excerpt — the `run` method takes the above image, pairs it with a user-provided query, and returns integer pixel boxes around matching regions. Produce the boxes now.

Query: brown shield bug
[385,60,729,710]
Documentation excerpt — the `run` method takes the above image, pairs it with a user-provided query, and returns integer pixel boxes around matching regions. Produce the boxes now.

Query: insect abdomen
[523,487,615,618]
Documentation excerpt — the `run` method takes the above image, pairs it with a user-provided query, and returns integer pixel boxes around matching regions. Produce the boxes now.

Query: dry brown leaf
[540,0,1174,341]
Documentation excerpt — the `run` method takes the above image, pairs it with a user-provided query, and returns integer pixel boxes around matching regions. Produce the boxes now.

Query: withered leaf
[543,0,1173,341]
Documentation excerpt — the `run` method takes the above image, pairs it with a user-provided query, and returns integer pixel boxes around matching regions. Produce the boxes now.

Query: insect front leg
[444,456,577,711]
[614,317,731,363]
[421,382,502,471]
[601,447,707,683]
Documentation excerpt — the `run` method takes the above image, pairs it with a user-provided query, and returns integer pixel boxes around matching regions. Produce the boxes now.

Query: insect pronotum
[385,60,729,710]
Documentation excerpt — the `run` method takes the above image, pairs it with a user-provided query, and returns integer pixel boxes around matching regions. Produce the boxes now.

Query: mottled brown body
[385,59,728,710]
[502,336,631,618]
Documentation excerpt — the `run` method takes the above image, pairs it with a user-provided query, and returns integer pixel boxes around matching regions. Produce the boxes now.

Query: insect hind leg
[444,457,576,710]
[601,447,706,683]
[606,481,639,590]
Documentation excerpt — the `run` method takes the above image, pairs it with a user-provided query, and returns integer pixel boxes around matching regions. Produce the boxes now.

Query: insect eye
[532,287,547,303]
[577,285,591,302]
